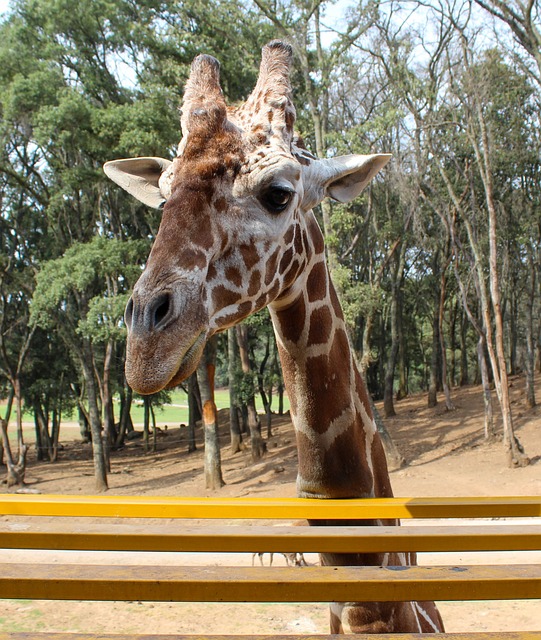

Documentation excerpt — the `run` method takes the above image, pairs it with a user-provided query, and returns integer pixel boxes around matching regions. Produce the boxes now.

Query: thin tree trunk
[0,418,27,487]
[143,397,150,452]
[256,334,272,438]
[150,402,157,453]
[187,374,198,453]
[477,335,496,440]
[383,276,398,417]
[116,382,133,448]
[0,385,27,487]
[459,311,470,386]
[80,341,108,491]
[51,405,61,462]
[236,324,266,460]
[383,246,406,417]
[369,396,405,470]
[197,337,225,489]
[525,254,537,408]
[227,328,243,453]
[438,263,455,411]
[34,401,53,461]
[469,87,529,467]
[277,380,284,415]
[102,339,116,447]
[428,252,442,408]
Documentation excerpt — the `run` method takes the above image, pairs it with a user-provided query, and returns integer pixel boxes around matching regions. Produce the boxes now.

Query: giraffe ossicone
[104,40,443,634]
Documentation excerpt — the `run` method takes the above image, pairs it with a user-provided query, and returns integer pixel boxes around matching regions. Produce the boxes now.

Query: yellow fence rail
[1,524,540,553]
[0,563,539,603]
[1,494,541,519]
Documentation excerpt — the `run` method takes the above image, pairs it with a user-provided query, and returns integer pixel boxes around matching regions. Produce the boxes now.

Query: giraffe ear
[103,157,173,209]
[321,154,392,203]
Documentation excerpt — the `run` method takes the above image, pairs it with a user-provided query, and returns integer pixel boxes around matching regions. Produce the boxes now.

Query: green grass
[2,388,290,442]
[128,388,290,426]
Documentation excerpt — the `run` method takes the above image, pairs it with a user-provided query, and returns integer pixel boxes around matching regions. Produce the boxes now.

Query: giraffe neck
[269,214,393,501]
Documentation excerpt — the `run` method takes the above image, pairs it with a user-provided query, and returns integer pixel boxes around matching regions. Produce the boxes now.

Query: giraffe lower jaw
[165,332,207,388]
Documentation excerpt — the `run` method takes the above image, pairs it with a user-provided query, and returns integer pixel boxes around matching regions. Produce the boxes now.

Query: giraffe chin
[165,332,207,389]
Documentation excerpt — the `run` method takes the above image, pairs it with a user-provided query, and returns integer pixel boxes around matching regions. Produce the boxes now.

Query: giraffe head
[104,41,390,394]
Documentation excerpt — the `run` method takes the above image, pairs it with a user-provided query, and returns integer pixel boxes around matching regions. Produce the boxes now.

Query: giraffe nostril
[149,292,172,330]
[125,297,134,330]
[154,298,169,326]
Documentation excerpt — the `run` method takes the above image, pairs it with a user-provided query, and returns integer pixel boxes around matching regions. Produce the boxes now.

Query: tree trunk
[256,334,273,438]
[384,244,407,417]
[197,337,225,489]
[116,382,133,448]
[428,254,442,408]
[227,328,243,453]
[438,264,455,411]
[143,397,150,452]
[471,92,529,467]
[150,402,157,453]
[477,335,496,440]
[525,255,537,408]
[34,408,44,462]
[77,404,91,443]
[1,419,27,487]
[80,341,108,491]
[102,339,117,447]
[187,374,198,453]
[277,380,284,415]
[236,324,266,460]
[459,311,470,386]
[33,400,53,461]
[51,406,61,462]
[1,381,27,486]
[369,396,405,470]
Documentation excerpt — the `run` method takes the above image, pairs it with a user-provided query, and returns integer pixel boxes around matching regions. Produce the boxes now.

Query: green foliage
[31,236,146,336]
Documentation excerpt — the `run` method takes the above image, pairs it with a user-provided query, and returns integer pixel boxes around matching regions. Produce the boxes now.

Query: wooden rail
[1,524,540,553]
[0,562,539,603]
[2,494,541,519]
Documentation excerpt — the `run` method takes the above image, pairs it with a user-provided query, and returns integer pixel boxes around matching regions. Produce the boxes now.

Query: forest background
[0,0,540,491]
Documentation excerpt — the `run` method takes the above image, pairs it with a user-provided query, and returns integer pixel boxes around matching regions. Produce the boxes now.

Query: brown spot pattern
[248,270,261,296]
[283,226,294,245]
[277,294,306,344]
[278,247,293,274]
[225,266,243,288]
[307,306,332,344]
[239,244,260,271]
[212,284,239,310]
[303,353,351,434]
[214,196,227,212]
[306,261,327,302]
[207,263,217,281]
[264,248,280,285]
[175,248,207,270]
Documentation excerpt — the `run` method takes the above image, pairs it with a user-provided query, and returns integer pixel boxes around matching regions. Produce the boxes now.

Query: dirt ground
[1,376,540,635]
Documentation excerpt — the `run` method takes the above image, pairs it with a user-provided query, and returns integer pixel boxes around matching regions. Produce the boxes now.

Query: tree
[236,323,266,460]
[196,336,225,489]
[473,0,541,87]
[31,237,145,490]
[227,327,244,453]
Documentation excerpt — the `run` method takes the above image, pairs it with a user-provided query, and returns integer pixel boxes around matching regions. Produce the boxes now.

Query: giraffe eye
[261,186,293,213]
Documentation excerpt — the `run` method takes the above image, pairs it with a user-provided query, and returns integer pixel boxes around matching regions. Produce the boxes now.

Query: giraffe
[104,40,444,634]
